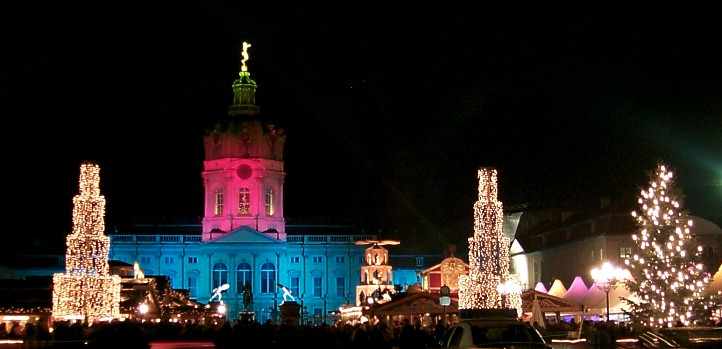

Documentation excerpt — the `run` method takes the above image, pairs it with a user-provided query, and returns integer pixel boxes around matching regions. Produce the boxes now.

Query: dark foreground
[0,319,667,349]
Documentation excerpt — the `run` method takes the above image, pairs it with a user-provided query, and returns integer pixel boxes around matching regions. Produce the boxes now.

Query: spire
[229,41,259,116]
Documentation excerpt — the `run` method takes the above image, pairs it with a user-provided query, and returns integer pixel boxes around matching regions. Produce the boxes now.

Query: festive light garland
[52,163,121,322]
[459,168,521,314]
[625,164,717,327]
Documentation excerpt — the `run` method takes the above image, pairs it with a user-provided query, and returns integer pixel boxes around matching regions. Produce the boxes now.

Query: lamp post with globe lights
[591,262,631,322]
[138,303,149,322]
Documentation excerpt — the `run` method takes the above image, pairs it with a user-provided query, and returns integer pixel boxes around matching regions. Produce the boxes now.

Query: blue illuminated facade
[109,226,372,322]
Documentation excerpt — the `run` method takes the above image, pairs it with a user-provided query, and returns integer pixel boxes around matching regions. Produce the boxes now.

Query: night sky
[3,5,721,254]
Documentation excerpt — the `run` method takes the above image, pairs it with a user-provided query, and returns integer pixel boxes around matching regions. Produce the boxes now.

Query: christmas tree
[52,162,120,322]
[459,168,521,314]
[624,164,716,327]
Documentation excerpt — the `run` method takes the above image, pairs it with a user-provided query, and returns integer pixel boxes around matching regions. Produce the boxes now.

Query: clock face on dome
[236,164,252,180]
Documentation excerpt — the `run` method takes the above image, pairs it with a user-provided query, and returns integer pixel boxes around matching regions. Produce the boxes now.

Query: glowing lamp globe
[138,303,149,315]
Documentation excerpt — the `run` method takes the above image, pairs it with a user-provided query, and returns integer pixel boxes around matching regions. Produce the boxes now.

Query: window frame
[619,246,632,259]
[313,276,322,297]
[214,189,224,216]
[264,186,274,216]
[187,275,198,297]
[238,187,250,215]
[291,276,300,297]
[212,263,228,290]
[236,263,252,293]
[260,263,276,294]
[336,277,345,297]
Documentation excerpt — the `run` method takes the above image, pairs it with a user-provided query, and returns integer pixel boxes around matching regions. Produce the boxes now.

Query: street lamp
[497,279,521,309]
[138,303,149,315]
[590,262,630,322]
[217,303,227,316]
[439,285,451,323]
[138,302,149,322]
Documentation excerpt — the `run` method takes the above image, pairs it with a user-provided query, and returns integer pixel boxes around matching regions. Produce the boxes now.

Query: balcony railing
[110,234,375,244]
[110,235,201,244]
[287,235,376,244]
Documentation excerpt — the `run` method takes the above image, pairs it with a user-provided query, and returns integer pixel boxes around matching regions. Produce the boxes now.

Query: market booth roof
[371,291,458,316]
[522,290,583,314]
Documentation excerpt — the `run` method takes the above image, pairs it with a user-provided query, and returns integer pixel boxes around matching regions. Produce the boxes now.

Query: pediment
[208,226,282,244]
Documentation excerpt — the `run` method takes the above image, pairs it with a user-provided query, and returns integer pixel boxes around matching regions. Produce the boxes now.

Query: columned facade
[109,231,371,322]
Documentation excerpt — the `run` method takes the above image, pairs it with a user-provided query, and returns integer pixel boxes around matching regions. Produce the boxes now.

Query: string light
[52,163,121,322]
[625,163,718,327]
[459,168,520,314]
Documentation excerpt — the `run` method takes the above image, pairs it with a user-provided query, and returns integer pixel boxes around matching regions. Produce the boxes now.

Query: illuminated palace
[109,43,370,322]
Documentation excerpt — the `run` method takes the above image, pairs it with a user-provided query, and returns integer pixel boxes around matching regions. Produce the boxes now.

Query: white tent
[563,276,589,305]
[583,282,638,315]
[607,285,636,314]
[534,282,548,293]
[548,279,567,298]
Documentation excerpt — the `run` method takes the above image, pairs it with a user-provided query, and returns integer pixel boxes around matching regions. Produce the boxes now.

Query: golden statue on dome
[241,41,251,72]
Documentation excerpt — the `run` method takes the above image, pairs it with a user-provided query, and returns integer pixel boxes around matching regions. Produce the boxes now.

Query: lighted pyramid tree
[459,168,521,314]
[53,163,120,322]
[624,164,717,327]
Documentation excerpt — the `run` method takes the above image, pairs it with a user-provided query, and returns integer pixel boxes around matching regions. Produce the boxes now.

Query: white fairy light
[626,163,716,328]
[459,168,520,315]
[52,163,121,322]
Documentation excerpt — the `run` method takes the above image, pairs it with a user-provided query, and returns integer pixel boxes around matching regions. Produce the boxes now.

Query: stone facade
[109,229,372,322]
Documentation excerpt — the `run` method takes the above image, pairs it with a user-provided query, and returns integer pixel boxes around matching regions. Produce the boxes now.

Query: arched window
[212,263,228,289]
[214,189,224,216]
[260,262,276,294]
[236,263,252,293]
[187,275,197,297]
[163,270,177,288]
[264,186,274,216]
[238,188,250,215]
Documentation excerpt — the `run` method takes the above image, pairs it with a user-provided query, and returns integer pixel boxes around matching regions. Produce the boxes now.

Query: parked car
[638,327,722,349]
[441,318,550,349]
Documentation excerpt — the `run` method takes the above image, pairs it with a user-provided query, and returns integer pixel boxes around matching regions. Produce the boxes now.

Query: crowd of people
[213,318,448,349]
[3,315,721,349]
[0,318,449,349]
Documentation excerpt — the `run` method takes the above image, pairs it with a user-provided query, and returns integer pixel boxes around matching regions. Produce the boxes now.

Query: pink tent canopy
[534,282,548,293]
[563,276,589,305]
[583,282,607,309]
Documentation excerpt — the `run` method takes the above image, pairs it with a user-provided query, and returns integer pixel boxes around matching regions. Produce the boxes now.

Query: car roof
[459,319,523,326]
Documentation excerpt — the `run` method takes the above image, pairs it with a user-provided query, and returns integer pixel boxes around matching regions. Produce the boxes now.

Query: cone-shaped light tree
[624,164,718,327]
[52,163,120,322]
[459,168,521,315]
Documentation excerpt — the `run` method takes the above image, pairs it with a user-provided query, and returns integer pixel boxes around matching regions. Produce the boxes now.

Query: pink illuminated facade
[202,157,285,241]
